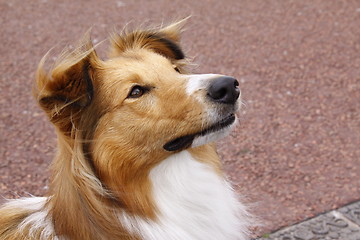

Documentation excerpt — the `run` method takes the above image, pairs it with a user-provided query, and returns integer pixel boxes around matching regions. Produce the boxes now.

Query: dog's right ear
[109,18,189,61]
[34,39,101,135]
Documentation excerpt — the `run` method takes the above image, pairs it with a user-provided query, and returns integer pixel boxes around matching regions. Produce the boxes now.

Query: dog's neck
[46,134,135,239]
[118,149,250,240]
[45,141,249,239]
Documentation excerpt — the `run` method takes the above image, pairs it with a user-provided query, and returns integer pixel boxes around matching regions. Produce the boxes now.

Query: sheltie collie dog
[0,20,251,239]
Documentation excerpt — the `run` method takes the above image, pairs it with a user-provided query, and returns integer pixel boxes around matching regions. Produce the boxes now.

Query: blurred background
[1,0,359,237]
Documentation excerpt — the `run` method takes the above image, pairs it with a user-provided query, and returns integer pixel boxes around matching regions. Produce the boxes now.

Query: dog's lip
[163,114,236,152]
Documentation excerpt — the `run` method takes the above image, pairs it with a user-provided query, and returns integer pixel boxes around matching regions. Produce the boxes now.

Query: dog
[0,20,251,240]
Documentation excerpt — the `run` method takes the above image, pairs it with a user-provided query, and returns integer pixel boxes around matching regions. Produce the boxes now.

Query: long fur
[0,20,251,240]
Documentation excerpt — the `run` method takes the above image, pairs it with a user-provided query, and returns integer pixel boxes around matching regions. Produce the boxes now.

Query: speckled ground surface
[1,0,359,237]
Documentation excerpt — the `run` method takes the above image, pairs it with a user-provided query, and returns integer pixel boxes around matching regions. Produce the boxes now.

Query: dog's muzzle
[163,76,240,152]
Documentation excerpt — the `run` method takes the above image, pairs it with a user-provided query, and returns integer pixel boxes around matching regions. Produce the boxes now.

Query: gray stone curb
[257,200,360,240]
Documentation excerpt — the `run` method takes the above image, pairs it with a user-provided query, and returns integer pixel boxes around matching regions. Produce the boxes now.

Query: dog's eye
[174,66,181,73]
[128,85,148,98]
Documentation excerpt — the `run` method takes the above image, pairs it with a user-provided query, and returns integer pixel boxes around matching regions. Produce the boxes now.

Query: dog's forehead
[107,50,173,70]
[102,50,181,86]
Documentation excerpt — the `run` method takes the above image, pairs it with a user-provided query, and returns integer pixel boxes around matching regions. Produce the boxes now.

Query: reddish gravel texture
[1,0,360,237]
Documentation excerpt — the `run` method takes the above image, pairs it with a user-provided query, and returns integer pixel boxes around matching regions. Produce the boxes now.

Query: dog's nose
[207,76,240,104]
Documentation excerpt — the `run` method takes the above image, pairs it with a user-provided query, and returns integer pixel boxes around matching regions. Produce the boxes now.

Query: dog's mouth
[163,114,236,152]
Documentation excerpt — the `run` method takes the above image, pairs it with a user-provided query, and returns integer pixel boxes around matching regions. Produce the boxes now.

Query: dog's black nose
[207,76,240,104]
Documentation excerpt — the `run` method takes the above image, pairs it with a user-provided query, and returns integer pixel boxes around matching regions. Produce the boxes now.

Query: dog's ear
[35,38,101,135]
[109,18,188,60]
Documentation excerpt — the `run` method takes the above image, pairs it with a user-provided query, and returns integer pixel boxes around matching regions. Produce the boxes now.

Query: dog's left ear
[109,18,188,60]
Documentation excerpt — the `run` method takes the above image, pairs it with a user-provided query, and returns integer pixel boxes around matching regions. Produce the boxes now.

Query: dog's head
[35,20,240,215]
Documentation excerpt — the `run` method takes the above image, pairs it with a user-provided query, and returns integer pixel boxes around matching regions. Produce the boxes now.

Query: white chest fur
[122,150,250,240]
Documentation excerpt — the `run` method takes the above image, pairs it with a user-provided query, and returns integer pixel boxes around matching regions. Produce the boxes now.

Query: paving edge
[257,200,360,240]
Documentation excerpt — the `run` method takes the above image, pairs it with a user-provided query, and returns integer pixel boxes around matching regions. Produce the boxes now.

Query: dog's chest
[127,150,249,240]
